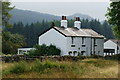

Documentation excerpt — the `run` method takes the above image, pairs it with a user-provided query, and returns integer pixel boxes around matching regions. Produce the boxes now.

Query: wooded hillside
[5,19,114,47]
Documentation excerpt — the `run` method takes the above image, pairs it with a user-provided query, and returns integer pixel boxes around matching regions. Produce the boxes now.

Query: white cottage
[104,39,120,56]
[39,16,104,56]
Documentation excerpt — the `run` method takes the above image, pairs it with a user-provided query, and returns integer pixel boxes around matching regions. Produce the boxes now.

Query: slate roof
[54,27,104,38]
[110,39,120,46]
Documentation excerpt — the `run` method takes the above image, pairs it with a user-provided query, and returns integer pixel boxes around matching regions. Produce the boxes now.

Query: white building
[18,48,35,55]
[39,16,104,56]
[104,39,120,56]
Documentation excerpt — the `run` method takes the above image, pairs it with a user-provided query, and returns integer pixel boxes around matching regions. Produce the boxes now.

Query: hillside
[10,9,93,24]
[68,13,93,20]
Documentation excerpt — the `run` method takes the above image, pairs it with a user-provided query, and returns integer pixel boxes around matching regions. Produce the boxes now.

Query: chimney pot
[75,17,80,21]
[61,16,67,28]
[74,17,81,29]
[64,16,66,20]
[78,17,80,21]
[62,16,64,20]
[62,16,66,20]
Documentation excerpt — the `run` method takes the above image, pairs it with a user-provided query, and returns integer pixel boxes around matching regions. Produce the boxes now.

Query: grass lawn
[2,58,119,78]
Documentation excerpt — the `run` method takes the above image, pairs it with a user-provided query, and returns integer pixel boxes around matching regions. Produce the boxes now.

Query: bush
[28,44,61,56]
[10,61,28,74]
[32,59,45,72]
[48,45,61,56]
[32,59,68,73]
[91,54,102,58]
[104,54,120,60]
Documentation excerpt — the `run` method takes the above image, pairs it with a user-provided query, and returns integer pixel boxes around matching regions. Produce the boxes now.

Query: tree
[106,1,120,39]
[2,32,25,54]
[2,1,26,54]
[2,1,14,28]
[102,20,114,39]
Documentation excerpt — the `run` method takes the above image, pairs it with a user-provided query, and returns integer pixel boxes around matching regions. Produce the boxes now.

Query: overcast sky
[11,1,110,21]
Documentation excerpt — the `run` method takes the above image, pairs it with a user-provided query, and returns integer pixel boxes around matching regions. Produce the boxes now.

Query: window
[104,49,115,53]
[71,37,74,44]
[94,39,97,46]
[82,37,85,44]
[73,51,77,56]
[81,51,85,55]
[82,45,85,47]
[71,44,75,47]
[68,51,72,56]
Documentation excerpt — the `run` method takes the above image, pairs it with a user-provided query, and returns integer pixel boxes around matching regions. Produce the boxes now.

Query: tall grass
[32,59,70,73]
[2,58,118,78]
[9,61,28,74]
[2,61,29,75]
[3,59,72,75]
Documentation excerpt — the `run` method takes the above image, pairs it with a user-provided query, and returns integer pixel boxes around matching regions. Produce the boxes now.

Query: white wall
[118,46,120,54]
[95,38,104,56]
[66,37,93,56]
[39,28,104,56]
[66,37,81,56]
[104,40,119,55]
[39,28,67,56]
[65,37,104,56]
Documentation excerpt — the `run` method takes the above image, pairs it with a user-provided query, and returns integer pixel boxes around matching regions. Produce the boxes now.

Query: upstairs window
[82,45,86,47]
[94,38,97,46]
[82,37,85,44]
[71,37,74,44]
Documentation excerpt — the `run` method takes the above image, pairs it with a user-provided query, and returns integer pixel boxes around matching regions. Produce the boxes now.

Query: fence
[1,55,86,63]
[1,54,120,63]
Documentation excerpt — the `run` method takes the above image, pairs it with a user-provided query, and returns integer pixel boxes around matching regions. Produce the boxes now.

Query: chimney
[74,17,81,29]
[61,16,67,28]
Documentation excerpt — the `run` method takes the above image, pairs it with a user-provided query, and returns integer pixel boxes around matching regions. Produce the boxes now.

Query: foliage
[112,25,120,39]
[2,1,26,55]
[104,54,120,60]
[106,1,120,39]
[9,61,28,74]
[2,59,118,78]
[28,44,61,56]
[5,19,114,47]
[32,59,65,73]
[48,45,61,55]
[3,59,69,74]
[2,31,26,54]
[2,1,14,28]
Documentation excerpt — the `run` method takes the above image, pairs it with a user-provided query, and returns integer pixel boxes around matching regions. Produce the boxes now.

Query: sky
[11,0,110,21]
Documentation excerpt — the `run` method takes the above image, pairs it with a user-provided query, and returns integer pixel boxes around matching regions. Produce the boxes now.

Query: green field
[2,58,119,78]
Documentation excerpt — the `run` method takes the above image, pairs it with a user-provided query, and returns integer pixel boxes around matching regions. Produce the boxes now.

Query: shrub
[32,59,45,72]
[91,54,102,58]
[104,54,120,60]
[48,44,61,56]
[28,44,61,56]
[9,61,28,74]
[32,59,69,73]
